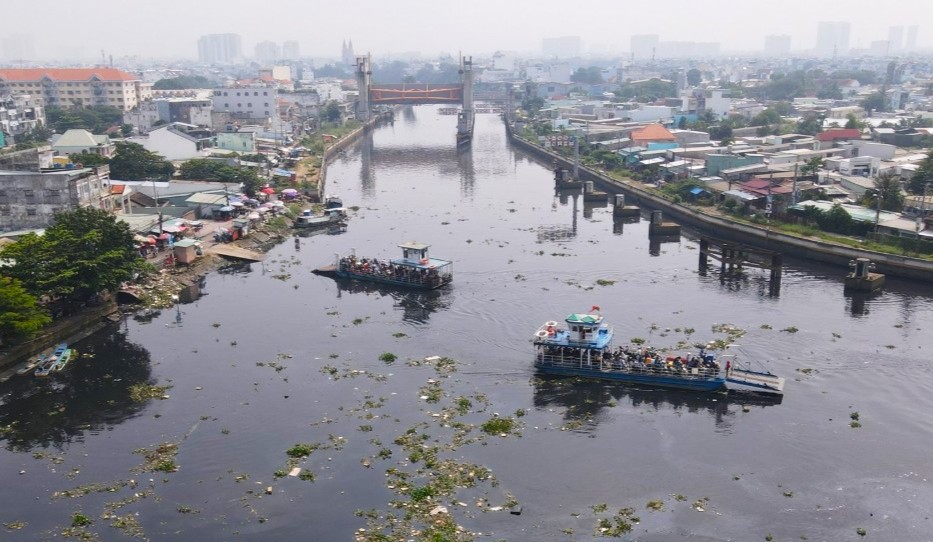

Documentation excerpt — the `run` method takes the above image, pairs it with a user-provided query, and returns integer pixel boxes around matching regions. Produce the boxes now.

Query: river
[2,106,933,541]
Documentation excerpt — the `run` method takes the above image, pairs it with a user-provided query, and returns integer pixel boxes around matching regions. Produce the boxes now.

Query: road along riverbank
[506,122,933,282]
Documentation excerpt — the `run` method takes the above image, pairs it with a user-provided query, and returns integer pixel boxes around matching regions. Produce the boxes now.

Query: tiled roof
[816,129,861,142]
[0,68,139,82]
[631,124,676,142]
[110,184,126,194]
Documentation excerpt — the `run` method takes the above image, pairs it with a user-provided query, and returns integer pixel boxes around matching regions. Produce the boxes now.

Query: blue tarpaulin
[272,168,295,177]
[690,187,708,195]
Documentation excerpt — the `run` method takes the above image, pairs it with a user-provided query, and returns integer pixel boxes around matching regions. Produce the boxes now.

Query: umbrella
[256,207,269,214]
[219,205,234,212]
[261,202,275,208]
[147,237,157,244]
[158,233,171,241]
[282,188,298,195]
[261,187,276,195]
[248,212,261,220]
[273,200,286,207]
[230,201,244,207]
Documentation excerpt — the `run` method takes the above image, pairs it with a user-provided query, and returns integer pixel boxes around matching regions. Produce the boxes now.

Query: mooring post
[699,238,709,270]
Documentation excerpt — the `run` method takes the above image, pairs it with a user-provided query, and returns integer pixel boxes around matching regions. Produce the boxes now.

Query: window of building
[248,103,252,107]
[26,208,37,216]
[264,102,269,107]
[23,189,34,198]
[223,91,228,96]
[224,103,229,108]
[236,92,241,96]
[48,189,60,198]
[0,208,10,216]
[263,91,268,96]
[254,92,259,96]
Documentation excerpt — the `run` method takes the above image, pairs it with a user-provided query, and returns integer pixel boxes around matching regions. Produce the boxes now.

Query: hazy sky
[1,0,929,61]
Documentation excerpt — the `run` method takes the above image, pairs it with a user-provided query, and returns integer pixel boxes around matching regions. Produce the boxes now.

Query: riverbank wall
[316,110,393,201]
[506,122,933,282]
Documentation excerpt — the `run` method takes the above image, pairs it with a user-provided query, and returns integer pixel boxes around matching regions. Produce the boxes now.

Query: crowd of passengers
[540,345,720,373]
[339,256,448,284]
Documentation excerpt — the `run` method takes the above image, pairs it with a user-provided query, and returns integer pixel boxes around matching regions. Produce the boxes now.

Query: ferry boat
[313,242,453,290]
[532,311,784,394]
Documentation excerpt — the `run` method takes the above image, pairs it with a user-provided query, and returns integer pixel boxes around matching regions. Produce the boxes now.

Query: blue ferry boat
[533,311,784,394]
[314,242,453,290]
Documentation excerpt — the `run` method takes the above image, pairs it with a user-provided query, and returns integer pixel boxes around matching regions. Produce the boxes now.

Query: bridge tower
[355,54,371,121]
[456,56,474,146]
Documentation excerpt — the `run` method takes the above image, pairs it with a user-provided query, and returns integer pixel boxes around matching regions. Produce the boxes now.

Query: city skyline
[0,0,931,62]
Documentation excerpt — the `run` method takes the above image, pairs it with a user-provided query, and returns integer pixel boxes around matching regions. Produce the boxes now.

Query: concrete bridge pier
[844,258,885,291]
[355,55,371,121]
[456,56,474,145]
[648,210,681,236]
[613,193,640,217]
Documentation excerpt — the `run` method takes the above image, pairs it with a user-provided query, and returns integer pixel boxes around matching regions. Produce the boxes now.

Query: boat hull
[331,269,450,290]
[534,362,726,392]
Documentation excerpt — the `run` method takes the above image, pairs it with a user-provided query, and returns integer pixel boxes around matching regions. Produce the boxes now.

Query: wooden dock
[207,245,265,262]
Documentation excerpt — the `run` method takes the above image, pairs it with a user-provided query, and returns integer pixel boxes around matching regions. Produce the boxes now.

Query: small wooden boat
[16,354,45,376]
[36,343,67,377]
[52,349,74,372]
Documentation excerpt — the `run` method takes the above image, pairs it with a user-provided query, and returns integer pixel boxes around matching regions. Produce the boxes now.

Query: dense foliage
[0,208,141,310]
[108,142,174,181]
[0,277,51,343]
[46,105,124,134]
[152,75,213,90]
[570,67,604,85]
[68,151,109,166]
[615,79,677,103]
[177,159,261,197]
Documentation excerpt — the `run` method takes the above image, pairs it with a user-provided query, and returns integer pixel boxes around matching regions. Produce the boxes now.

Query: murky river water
[3,106,933,541]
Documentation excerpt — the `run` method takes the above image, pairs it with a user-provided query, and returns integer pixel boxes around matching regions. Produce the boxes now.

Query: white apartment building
[198,34,243,65]
[0,68,151,112]
[211,86,276,119]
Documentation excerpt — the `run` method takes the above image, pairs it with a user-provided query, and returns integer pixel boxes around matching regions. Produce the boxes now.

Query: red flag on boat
[591,305,601,312]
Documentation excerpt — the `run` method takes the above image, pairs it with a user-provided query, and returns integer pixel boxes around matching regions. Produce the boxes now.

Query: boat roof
[390,256,451,269]
[565,313,602,325]
[399,241,429,250]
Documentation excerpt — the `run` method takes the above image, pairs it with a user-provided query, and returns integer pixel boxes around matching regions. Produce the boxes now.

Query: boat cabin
[398,241,432,265]
[565,313,607,344]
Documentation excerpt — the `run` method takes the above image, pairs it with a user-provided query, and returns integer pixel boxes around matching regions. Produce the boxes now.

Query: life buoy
[419,258,429,265]
[535,330,549,339]
[545,321,559,327]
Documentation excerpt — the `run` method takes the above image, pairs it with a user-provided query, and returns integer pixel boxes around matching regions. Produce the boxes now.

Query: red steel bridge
[356,55,474,145]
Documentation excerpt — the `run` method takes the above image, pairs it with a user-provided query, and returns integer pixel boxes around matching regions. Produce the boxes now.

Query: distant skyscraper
[254,41,280,63]
[906,25,919,52]
[816,21,850,57]
[541,36,582,58]
[888,26,904,53]
[341,39,355,66]
[630,34,659,60]
[197,33,242,64]
[764,35,791,56]
[282,41,300,60]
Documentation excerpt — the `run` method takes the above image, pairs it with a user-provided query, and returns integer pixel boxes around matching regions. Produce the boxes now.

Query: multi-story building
[124,98,213,134]
[0,68,151,111]
[211,85,276,121]
[816,21,851,57]
[764,35,791,56]
[282,41,300,60]
[197,33,243,65]
[254,41,280,63]
[0,93,45,147]
[0,165,112,231]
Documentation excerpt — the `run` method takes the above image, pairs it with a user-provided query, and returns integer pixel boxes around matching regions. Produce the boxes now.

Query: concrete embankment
[316,111,393,200]
[506,123,933,282]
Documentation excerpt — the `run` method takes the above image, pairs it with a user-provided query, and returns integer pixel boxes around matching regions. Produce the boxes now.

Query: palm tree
[872,172,905,212]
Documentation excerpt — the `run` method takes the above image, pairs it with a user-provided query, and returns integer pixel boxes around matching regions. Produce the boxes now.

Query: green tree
[686,68,702,87]
[861,92,886,114]
[176,159,261,197]
[0,208,140,307]
[796,115,825,135]
[750,108,782,127]
[46,105,124,134]
[908,149,933,195]
[844,113,863,130]
[0,277,51,343]
[800,157,825,176]
[14,125,54,149]
[151,75,213,90]
[322,100,342,124]
[108,142,174,181]
[570,67,604,85]
[69,151,109,166]
[870,173,905,212]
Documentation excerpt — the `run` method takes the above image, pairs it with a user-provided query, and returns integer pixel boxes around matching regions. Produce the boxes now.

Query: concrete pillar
[614,194,625,208]
[355,55,371,121]
[650,210,662,225]
[584,181,594,194]
[457,56,474,143]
